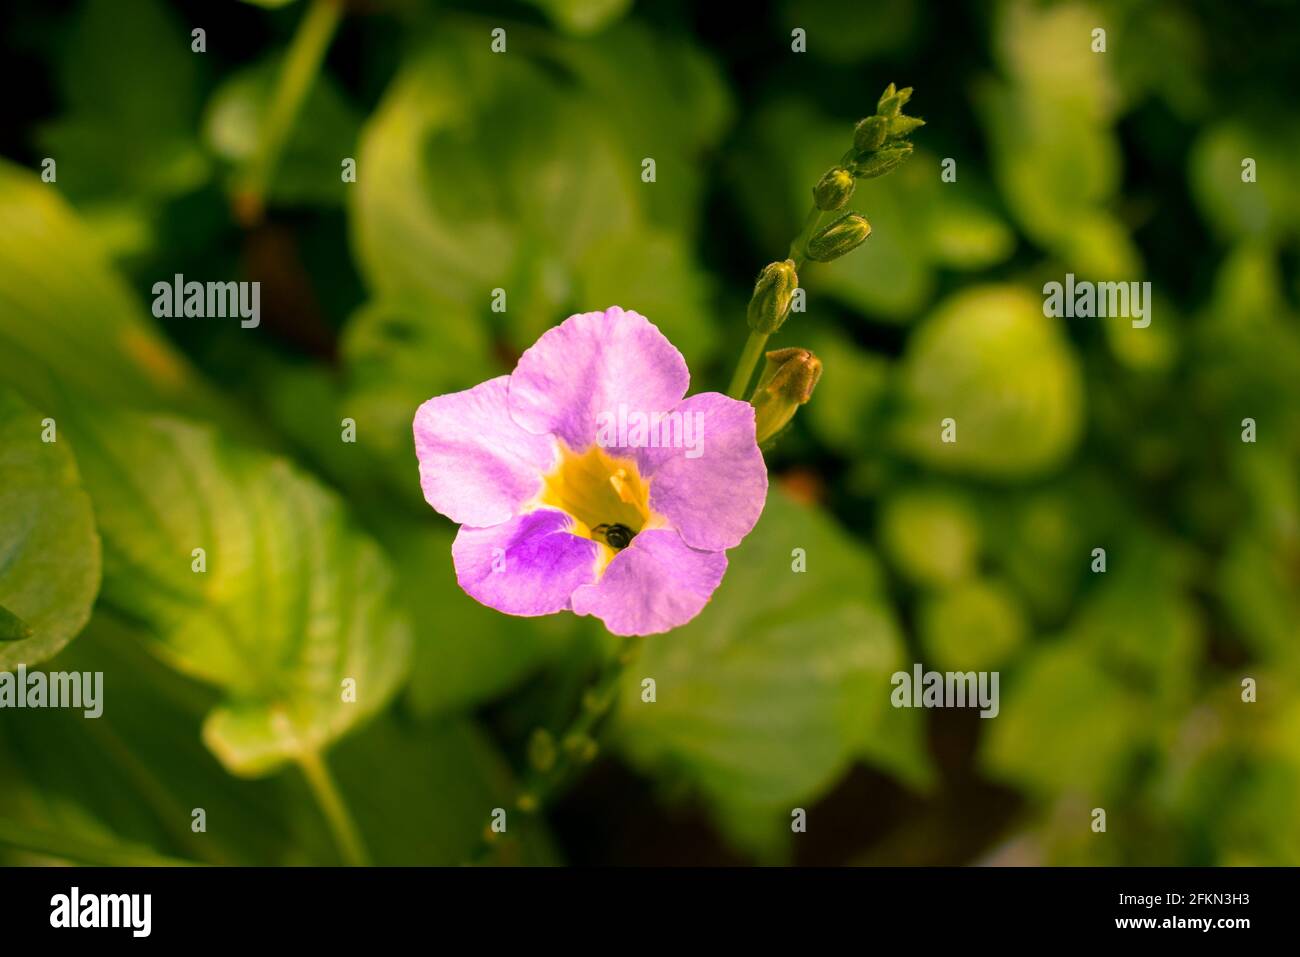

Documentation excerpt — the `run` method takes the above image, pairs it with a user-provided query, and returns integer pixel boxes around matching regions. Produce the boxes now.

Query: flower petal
[508,307,690,450]
[414,375,558,527]
[637,392,768,552]
[571,529,726,636]
[452,509,600,617]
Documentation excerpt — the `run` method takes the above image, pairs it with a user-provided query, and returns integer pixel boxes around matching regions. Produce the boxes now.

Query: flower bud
[527,728,557,773]
[806,212,871,262]
[888,114,926,138]
[746,259,799,333]
[853,115,889,153]
[752,347,823,444]
[853,143,913,179]
[877,84,913,117]
[813,167,855,211]
[563,732,599,764]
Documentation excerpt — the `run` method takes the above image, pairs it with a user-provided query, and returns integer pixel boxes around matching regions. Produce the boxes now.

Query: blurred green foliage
[0,0,1297,866]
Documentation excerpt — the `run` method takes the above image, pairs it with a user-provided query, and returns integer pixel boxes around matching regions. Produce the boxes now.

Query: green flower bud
[527,728,557,773]
[853,143,913,179]
[806,212,871,262]
[752,347,823,445]
[746,259,799,333]
[563,732,599,764]
[877,84,913,117]
[813,167,855,211]
[852,115,889,153]
[888,114,926,138]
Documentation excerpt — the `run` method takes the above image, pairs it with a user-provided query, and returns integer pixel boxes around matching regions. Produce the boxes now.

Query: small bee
[592,523,635,550]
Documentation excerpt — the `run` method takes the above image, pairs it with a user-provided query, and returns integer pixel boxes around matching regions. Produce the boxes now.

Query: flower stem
[473,635,645,864]
[297,749,370,867]
[234,0,344,225]
[727,206,826,399]
[788,205,826,269]
[527,635,643,805]
[727,329,770,399]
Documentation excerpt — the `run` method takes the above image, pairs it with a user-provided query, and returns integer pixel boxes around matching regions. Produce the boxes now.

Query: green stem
[0,818,200,867]
[298,749,370,867]
[727,329,770,399]
[235,0,344,225]
[727,206,826,399]
[788,206,825,268]
[534,635,643,804]
[473,635,644,864]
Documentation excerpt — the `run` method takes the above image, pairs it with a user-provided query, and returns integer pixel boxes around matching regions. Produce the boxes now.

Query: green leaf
[0,389,101,669]
[918,578,1028,672]
[320,714,558,865]
[802,327,892,455]
[982,642,1146,800]
[977,481,1098,623]
[878,486,981,588]
[0,614,553,866]
[65,408,411,777]
[924,191,1017,270]
[1190,122,1300,243]
[0,605,33,642]
[0,162,222,420]
[613,490,928,856]
[0,614,300,865]
[1066,531,1201,707]
[1218,526,1300,667]
[381,521,580,717]
[1193,245,1300,446]
[349,25,720,350]
[894,285,1084,479]
[35,0,209,256]
[1171,676,1300,865]
[539,22,734,237]
[977,83,1122,267]
[977,2,1127,271]
[344,28,719,486]
[574,229,716,367]
[338,296,498,496]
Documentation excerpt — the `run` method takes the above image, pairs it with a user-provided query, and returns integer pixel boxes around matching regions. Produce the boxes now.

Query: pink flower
[413,307,768,636]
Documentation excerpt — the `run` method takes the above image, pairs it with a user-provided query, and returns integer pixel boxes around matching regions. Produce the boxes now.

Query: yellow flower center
[536,445,654,569]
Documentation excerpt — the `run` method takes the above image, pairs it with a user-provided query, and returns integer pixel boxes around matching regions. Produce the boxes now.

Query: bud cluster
[804,83,921,262]
[849,83,922,181]
[732,82,919,443]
